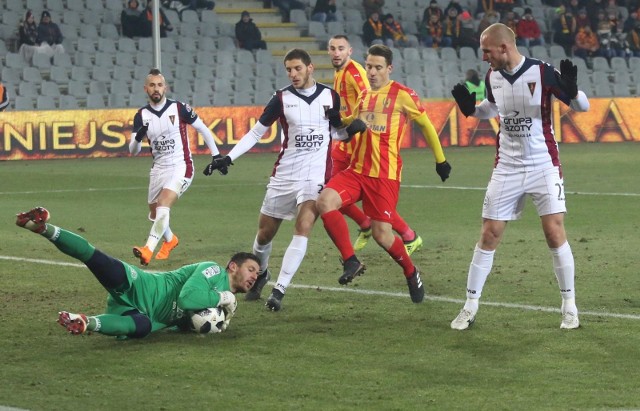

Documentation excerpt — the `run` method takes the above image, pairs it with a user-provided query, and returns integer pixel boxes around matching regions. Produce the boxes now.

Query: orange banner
[1,98,639,161]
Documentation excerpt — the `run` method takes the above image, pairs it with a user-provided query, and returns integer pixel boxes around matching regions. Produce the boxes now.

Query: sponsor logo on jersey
[503,116,533,133]
[294,128,325,148]
[202,265,221,278]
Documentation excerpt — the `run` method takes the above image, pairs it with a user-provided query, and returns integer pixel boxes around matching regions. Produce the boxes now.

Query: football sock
[274,235,308,294]
[550,241,576,304]
[466,244,495,300]
[163,226,174,242]
[386,236,415,276]
[463,298,479,314]
[321,210,354,261]
[45,226,96,263]
[341,203,370,229]
[391,214,412,241]
[90,314,137,336]
[146,206,170,252]
[253,236,272,273]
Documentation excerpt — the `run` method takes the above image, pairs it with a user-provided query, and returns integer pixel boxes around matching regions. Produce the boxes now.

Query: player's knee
[128,313,152,338]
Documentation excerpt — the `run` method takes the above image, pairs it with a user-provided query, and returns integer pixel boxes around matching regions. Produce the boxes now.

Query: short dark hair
[148,68,162,76]
[284,48,312,66]
[228,252,260,269]
[367,44,393,65]
[330,34,350,42]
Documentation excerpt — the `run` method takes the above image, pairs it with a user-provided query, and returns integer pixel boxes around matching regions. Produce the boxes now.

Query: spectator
[382,13,419,47]
[442,7,462,48]
[493,0,515,14]
[121,0,142,38]
[586,0,607,29]
[235,11,267,50]
[363,11,391,46]
[516,8,544,48]
[362,0,385,17]
[140,0,174,37]
[463,69,485,101]
[573,25,601,59]
[474,0,496,17]
[501,9,519,34]
[272,0,305,23]
[626,22,640,56]
[458,10,480,48]
[596,12,625,57]
[623,8,640,32]
[18,10,40,63]
[566,0,584,15]
[311,0,337,22]
[185,0,215,10]
[552,6,577,56]
[444,0,464,17]
[0,82,8,112]
[419,13,446,47]
[477,10,499,37]
[36,10,64,55]
[423,0,443,24]
[575,8,591,30]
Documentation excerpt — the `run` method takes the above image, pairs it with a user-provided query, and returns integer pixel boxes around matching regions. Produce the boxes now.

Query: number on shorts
[555,182,565,201]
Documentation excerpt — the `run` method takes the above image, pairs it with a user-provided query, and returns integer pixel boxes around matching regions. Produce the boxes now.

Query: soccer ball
[190,307,226,334]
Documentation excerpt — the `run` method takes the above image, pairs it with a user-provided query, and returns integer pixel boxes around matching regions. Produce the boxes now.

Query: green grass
[1,143,640,411]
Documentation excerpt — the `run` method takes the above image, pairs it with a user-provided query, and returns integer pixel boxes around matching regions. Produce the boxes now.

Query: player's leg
[245,213,282,301]
[266,199,319,311]
[534,167,578,329]
[58,309,152,338]
[317,178,366,285]
[391,213,423,256]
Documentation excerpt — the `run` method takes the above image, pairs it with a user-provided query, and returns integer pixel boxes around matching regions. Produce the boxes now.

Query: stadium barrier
[1,98,638,161]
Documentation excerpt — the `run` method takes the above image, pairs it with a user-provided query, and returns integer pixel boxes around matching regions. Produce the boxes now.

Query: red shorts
[331,148,351,176]
[325,169,399,223]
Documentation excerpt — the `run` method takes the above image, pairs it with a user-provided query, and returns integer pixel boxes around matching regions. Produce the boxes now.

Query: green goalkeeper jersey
[105,261,231,331]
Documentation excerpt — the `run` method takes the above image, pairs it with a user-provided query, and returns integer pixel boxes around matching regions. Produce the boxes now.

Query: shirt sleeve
[190,116,220,156]
[129,110,144,155]
[177,263,226,311]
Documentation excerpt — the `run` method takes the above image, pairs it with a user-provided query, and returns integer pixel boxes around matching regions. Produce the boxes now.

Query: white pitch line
[2,255,639,321]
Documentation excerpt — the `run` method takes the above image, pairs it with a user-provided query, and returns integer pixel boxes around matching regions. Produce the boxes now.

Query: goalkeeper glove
[134,124,148,142]
[555,59,578,99]
[451,84,476,117]
[325,107,343,128]
[203,155,233,176]
[435,161,452,182]
[217,291,237,319]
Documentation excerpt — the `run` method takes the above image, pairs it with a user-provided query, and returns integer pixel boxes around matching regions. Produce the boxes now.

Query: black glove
[203,155,233,176]
[325,108,343,128]
[451,84,476,117]
[134,124,148,142]
[435,161,451,182]
[556,59,578,98]
[345,119,367,142]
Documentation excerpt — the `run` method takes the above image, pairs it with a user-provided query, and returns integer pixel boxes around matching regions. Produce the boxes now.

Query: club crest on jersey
[169,115,175,125]
[527,82,536,96]
[202,265,221,278]
[383,98,391,109]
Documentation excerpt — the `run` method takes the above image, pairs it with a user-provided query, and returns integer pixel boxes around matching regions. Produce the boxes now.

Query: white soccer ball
[190,307,226,334]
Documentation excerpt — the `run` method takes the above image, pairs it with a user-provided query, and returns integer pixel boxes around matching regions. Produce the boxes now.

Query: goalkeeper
[16,207,260,338]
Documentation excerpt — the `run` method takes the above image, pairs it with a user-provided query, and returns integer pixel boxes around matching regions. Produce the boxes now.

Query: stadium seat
[74,52,94,68]
[175,65,194,80]
[233,91,254,106]
[130,93,148,107]
[195,66,214,79]
[50,66,71,84]
[67,80,88,98]
[15,96,35,110]
[459,47,477,60]
[290,9,309,26]
[77,38,97,54]
[32,52,52,69]
[46,0,64,9]
[591,56,610,72]
[89,81,109,95]
[118,38,137,53]
[115,52,136,68]
[612,84,631,97]
[22,67,43,83]
[19,82,39,97]
[212,93,232,106]
[193,92,213,106]
[110,80,131,96]
[100,24,120,40]
[59,95,79,109]
[531,45,549,60]
[98,38,117,53]
[549,45,566,59]
[95,52,114,68]
[181,9,200,24]
[594,83,612,97]
[5,53,25,69]
[610,57,627,72]
[440,47,458,61]
[83,12,103,26]
[6,0,24,11]
[92,67,112,82]
[2,68,21,84]
[41,81,60,97]
[53,52,73,68]
[37,96,57,110]
[108,94,128,108]
[87,95,106,108]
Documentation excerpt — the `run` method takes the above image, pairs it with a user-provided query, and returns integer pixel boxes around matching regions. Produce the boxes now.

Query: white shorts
[482,167,566,221]
[148,166,192,204]
[260,176,324,220]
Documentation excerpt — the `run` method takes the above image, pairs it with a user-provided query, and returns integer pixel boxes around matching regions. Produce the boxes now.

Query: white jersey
[258,83,340,182]
[484,58,573,173]
[133,99,198,177]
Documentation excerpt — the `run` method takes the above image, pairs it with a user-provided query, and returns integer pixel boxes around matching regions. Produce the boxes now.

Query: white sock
[550,241,576,312]
[163,226,174,242]
[464,245,495,312]
[253,236,272,273]
[273,235,308,294]
[146,206,169,252]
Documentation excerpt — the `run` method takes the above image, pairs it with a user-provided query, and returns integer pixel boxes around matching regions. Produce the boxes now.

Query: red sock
[321,210,355,261]
[392,214,413,241]
[341,203,370,229]
[387,236,415,277]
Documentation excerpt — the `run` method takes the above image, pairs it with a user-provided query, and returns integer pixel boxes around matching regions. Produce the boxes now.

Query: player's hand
[325,107,343,128]
[343,119,367,143]
[203,155,233,176]
[435,160,452,182]
[556,59,578,98]
[134,124,148,142]
[451,84,476,117]
[217,291,237,319]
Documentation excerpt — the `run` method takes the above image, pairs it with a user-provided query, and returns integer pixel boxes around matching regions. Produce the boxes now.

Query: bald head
[479,23,522,71]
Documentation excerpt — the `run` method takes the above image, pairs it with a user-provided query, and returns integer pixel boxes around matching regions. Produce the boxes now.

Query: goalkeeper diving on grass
[15,207,260,338]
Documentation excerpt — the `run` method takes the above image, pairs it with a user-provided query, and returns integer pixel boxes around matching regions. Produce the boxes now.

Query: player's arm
[228,92,281,161]
[128,111,146,155]
[414,113,446,164]
[177,263,233,311]
[191,117,220,156]
[547,60,590,112]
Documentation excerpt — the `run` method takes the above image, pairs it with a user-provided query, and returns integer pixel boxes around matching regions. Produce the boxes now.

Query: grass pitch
[1,143,639,410]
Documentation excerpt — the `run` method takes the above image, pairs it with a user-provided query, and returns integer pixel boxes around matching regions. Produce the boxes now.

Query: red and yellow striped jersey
[350,81,426,181]
[333,59,369,155]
